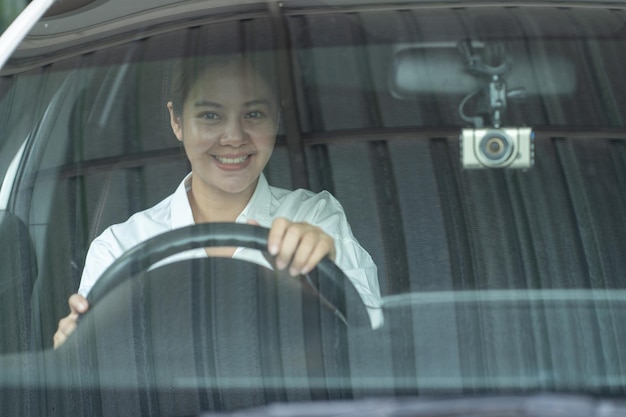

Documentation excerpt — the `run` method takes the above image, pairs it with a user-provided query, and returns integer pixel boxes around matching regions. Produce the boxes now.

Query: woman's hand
[266,217,336,276]
[53,294,89,349]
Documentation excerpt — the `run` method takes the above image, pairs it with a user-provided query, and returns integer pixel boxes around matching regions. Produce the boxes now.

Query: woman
[53,56,381,348]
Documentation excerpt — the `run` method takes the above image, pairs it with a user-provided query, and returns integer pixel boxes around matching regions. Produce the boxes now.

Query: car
[2,0,626,415]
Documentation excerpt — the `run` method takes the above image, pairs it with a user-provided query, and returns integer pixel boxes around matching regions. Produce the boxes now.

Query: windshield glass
[1,2,626,415]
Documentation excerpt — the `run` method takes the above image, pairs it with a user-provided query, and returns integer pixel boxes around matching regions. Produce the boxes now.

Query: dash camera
[461,127,534,169]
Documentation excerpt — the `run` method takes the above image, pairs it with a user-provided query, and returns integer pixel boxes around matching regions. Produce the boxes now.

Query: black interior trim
[43,127,626,181]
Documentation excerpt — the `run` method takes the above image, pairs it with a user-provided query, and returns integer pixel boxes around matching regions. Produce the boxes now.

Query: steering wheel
[85,223,353,322]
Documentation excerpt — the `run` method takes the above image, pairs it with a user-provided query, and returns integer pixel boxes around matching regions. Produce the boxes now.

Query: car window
[1,2,626,416]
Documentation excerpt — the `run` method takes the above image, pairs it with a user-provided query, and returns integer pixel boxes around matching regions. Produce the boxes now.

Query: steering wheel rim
[86,223,351,313]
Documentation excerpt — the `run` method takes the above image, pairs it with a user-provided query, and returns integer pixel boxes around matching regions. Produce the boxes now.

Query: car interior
[1,4,626,415]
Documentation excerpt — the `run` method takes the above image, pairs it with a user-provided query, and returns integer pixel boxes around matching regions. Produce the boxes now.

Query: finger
[53,331,66,349]
[68,294,89,314]
[53,323,71,349]
[288,230,318,276]
[54,294,89,349]
[267,217,290,257]
[246,219,260,226]
[54,314,78,348]
[58,314,78,335]
[275,223,304,271]
[301,238,334,275]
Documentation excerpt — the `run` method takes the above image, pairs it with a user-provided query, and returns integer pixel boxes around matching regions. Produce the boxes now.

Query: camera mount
[457,40,525,128]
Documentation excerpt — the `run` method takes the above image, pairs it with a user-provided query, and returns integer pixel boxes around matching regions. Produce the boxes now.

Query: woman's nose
[220,118,246,145]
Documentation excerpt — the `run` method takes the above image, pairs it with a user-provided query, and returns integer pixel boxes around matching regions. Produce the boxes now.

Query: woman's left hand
[263,217,336,276]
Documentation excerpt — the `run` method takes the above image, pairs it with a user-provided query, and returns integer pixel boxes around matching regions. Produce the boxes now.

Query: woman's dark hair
[169,54,278,117]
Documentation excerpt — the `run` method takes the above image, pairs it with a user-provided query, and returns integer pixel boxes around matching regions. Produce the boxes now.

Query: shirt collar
[236,173,273,225]
[169,172,273,229]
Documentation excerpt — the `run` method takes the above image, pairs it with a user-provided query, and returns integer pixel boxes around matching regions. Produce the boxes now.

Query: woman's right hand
[53,294,89,349]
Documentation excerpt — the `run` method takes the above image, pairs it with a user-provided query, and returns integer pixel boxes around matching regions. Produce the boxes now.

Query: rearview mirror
[389,45,576,99]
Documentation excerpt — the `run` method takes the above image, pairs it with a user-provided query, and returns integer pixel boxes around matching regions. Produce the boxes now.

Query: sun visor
[389,46,577,99]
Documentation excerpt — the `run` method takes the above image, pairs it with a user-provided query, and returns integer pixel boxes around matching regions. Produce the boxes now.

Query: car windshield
[1,1,626,416]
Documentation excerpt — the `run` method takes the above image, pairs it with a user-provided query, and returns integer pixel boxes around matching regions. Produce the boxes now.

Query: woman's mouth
[212,154,252,170]
[214,155,249,164]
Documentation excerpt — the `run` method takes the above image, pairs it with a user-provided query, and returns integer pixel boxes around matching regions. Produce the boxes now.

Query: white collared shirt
[79,173,383,327]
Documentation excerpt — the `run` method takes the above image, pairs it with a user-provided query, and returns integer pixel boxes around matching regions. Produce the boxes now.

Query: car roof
[4,0,626,75]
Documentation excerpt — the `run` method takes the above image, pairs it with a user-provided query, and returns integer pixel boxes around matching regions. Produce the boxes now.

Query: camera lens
[485,136,505,158]
[478,130,514,166]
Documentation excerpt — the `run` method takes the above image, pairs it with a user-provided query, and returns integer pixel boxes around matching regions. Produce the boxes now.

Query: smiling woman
[52,53,382,348]
[167,57,279,205]
[3,1,626,415]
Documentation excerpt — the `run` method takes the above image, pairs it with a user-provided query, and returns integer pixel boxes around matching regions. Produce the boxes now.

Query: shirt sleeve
[331,219,384,329]
[77,232,120,297]
[283,190,384,327]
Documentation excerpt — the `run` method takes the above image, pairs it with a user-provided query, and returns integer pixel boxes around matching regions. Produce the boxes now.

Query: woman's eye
[245,111,265,120]
[199,112,219,120]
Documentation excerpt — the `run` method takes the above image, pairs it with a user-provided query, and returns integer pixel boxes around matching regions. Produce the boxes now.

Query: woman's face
[168,60,278,198]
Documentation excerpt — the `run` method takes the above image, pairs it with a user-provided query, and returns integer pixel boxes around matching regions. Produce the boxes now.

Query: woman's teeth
[214,155,249,164]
